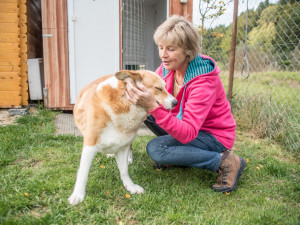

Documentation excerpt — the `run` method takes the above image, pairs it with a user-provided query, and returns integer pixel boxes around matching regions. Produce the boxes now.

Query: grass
[0,108,299,224]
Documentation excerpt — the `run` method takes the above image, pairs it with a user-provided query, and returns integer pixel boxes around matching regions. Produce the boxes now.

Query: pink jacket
[150,54,236,149]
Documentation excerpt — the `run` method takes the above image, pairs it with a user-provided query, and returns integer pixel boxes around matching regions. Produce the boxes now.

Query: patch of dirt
[28,106,38,115]
[0,109,21,126]
[0,106,38,126]
[27,206,51,219]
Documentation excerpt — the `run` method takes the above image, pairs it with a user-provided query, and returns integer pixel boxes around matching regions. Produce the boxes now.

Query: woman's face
[158,44,188,71]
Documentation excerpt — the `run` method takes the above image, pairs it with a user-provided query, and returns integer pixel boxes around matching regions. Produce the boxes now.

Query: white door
[67,0,120,104]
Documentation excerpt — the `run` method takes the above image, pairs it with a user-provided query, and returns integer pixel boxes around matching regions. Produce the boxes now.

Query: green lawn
[0,109,299,224]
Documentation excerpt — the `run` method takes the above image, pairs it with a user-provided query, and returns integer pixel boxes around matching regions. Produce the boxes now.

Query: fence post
[228,0,239,103]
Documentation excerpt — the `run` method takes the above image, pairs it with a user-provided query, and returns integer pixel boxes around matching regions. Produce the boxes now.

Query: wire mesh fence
[122,0,146,70]
[199,0,299,151]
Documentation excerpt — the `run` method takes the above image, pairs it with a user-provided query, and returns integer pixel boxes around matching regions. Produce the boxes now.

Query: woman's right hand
[125,81,159,111]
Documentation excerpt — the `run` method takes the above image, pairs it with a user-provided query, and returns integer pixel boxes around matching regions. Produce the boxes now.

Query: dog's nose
[171,100,178,108]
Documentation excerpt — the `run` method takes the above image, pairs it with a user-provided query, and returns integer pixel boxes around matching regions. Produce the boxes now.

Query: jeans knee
[146,138,165,163]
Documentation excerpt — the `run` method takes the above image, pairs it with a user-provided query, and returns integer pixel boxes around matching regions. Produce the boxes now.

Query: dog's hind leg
[68,145,98,205]
[115,145,144,194]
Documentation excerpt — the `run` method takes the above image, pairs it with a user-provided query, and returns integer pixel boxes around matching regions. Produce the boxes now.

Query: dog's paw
[126,184,144,194]
[68,192,85,205]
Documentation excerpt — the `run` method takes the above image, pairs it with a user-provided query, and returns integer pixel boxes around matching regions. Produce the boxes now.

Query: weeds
[232,94,300,152]
[220,71,300,152]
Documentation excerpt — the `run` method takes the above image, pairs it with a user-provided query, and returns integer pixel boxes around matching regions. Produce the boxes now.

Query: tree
[198,0,233,49]
[273,2,300,52]
[273,2,300,69]
[219,9,259,58]
[256,0,271,16]
[202,25,226,57]
[248,4,278,51]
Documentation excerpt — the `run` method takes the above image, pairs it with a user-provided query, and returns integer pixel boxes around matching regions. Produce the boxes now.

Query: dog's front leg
[115,146,144,194]
[68,145,98,205]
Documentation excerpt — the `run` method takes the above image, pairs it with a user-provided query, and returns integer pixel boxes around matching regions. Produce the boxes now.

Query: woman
[126,15,247,193]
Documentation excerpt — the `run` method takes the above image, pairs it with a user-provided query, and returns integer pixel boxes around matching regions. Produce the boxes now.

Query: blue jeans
[144,116,226,172]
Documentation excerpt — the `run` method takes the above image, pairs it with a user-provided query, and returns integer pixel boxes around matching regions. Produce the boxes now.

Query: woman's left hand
[125,81,159,111]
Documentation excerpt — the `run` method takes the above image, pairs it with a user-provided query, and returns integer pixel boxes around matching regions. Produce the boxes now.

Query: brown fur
[74,70,174,146]
[74,75,114,146]
[100,82,131,114]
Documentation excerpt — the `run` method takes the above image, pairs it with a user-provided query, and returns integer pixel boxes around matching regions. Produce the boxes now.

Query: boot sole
[213,157,247,193]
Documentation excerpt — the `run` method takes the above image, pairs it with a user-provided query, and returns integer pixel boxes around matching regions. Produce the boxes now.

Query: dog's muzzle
[171,99,178,109]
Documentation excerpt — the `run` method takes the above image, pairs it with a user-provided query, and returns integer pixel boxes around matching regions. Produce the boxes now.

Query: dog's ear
[115,70,142,83]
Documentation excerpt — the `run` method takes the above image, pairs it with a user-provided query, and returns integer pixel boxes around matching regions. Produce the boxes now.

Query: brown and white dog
[68,70,177,205]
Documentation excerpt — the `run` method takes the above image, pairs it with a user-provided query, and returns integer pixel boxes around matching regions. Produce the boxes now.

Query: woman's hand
[125,81,159,111]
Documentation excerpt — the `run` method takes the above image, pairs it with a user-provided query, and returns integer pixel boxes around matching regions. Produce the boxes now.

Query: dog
[68,70,178,205]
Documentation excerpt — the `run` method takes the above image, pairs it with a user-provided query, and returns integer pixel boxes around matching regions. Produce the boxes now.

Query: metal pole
[228,0,239,103]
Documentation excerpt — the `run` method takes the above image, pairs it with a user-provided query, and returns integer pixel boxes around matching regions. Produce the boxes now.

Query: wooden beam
[0,100,22,106]
[0,13,18,23]
[169,0,193,21]
[0,91,21,100]
[0,23,19,33]
[0,0,18,3]
[19,0,28,106]
[0,43,19,53]
[0,82,21,91]
[0,65,20,72]
[0,33,19,43]
[0,3,19,13]
[0,55,20,66]
[0,72,21,82]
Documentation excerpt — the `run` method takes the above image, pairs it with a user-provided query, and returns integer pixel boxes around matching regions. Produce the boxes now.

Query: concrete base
[55,113,81,136]
[54,113,154,137]
[8,107,29,116]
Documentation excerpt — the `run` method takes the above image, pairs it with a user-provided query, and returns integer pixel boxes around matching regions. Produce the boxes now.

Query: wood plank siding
[0,0,28,108]
[169,0,193,21]
[41,0,71,110]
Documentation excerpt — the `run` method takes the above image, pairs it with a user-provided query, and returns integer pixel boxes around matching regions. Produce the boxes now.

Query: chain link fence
[199,0,299,152]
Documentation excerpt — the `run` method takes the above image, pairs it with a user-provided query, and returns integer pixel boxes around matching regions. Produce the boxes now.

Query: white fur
[146,70,166,84]
[68,143,140,206]
[68,146,98,205]
[96,122,136,155]
[68,102,147,205]
[68,71,175,206]
[106,151,133,165]
[115,145,144,194]
[164,93,177,110]
[96,76,119,92]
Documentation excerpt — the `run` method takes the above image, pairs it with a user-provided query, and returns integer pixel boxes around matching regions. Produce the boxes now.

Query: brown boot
[212,150,247,192]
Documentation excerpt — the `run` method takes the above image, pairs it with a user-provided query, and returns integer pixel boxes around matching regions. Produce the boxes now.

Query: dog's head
[115,70,178,110]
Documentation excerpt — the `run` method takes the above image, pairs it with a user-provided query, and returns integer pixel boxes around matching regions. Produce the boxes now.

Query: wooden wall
[41,0,71,110]
[0,0,28,108]
[169,0,193,22]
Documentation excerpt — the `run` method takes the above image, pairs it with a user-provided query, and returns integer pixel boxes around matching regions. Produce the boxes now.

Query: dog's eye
[155,87,163,92]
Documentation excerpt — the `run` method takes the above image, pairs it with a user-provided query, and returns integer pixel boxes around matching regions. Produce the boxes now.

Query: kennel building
[0,0,193,109]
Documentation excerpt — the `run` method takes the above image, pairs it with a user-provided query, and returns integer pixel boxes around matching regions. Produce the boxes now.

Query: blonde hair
[154,15,200,61]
